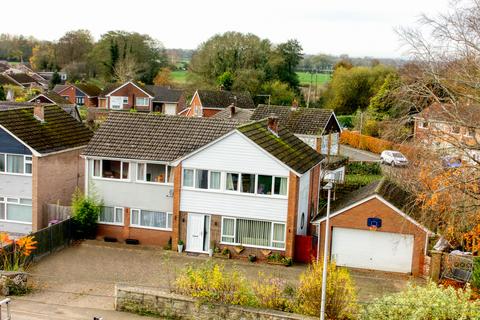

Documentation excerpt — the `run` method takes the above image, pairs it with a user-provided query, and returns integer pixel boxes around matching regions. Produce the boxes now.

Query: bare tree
[113,56,140,83]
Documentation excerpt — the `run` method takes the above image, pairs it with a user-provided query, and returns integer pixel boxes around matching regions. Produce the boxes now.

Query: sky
[0,0,452,58]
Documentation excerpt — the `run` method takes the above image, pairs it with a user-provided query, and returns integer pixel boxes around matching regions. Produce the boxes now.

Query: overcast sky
[0,0,452,58]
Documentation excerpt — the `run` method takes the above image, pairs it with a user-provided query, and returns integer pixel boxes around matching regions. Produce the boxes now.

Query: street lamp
[320,175,334,320]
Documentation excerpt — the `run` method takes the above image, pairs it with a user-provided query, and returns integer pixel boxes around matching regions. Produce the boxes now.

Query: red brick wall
[107,83,152,111]
[58,86,76,104]
[285,172,299,258]
[308,164,321,235]
[97,224,172,246]
[172,164,182,249]
[85,97,98,108]
[318,197,427,276]
[32,148,85,231]
[185,92,201,117]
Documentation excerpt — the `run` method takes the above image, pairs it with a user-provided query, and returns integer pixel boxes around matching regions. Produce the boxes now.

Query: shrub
[472,257,480,290]
[363,282,480,320]
[293,261,358,319]
[174,262,257,307]
[71,188,102,239]
[347,162,381,175]
[337,115,354,128]
[252,273,290,311]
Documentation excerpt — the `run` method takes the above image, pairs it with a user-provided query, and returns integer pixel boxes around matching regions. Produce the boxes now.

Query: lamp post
[320,179,333,320]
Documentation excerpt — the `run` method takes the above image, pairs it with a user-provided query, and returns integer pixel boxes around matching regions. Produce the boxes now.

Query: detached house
[183,90,255,117]
[83,113,324,259]
[0,105,93,234]
[98,81,185,114]
[53,83,102,107]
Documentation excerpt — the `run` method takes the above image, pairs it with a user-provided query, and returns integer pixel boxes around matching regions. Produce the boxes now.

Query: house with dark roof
[183,90,255,117]
[4,72,44,89]
[211,105,254,123]
[53,83,102,107]
[312,178,431,276]
[83,113,324,260]
[97,81,185,114]
[0,105,93,234]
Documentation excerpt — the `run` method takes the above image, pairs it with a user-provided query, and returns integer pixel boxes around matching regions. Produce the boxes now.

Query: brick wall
[97,223,172,246]
[172,164,182,248]
[285,172,299,258]
[318,197,428,276]
[185,92,201,117]
[58,86,76,104]
[32,148,85,231]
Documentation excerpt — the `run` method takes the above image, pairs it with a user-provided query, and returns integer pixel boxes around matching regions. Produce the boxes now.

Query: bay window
[137,163,172,184]
[221,217,286,249]
[131,209,172,230]
[0,197,32,223]
[99,206,124,224]
[92,159,130,180]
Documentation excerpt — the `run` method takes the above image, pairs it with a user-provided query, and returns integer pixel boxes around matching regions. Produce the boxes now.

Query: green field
[169,70,331,86]
[171,70,188,84]
[296,72,331,86]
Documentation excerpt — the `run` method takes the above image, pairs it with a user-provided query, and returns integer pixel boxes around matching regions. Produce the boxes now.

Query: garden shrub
[71,188,102,239]
[363,282,480,320]
[347,162,381,175]
[174,261,257,307]
[472,257,480,290]
[252,272,291,311]
[293,261,358,319]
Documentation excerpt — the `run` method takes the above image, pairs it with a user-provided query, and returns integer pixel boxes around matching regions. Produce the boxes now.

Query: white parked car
[380,150,408,167]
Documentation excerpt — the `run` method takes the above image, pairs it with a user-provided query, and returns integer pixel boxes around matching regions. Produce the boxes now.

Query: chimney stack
[291,99,299,111]
[267,114,279,136]
[34,102,45,123]
[229,104,236,118]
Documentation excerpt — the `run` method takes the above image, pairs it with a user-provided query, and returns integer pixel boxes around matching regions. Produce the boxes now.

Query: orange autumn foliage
[340,130,414,156]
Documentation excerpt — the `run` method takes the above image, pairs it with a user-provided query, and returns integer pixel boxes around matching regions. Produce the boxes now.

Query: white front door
[110,96,123,110]
[186,213,209,253]
[331,227,414,273]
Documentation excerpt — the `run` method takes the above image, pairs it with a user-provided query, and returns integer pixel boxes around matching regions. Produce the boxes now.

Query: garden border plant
[71,188,102,240]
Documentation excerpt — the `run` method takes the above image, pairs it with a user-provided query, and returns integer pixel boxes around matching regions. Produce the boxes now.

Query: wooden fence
[44,203,71,223]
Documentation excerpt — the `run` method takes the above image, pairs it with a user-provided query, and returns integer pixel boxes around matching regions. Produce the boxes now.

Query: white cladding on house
[86,159,174,212]
[180,132,290,221]
[296,171,310,235]
[0,174,33,234]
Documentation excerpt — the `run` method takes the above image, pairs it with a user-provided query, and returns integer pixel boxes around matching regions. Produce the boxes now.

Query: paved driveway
[15,240,423,318]
[340,145,380,162]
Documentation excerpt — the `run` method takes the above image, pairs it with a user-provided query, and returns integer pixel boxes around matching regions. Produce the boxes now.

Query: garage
[313,178,431,276]
[331,227,414,273]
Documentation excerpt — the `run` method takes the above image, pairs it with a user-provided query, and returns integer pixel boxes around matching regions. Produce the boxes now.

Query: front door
[186,213,210,253]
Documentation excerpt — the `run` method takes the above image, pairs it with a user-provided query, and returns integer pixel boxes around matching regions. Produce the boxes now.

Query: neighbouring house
[0,104,93,234]
[98,81,185,114]
[3,72,44,89]
[82,113,324,260]
[413,103,480,161]
[53,83,102,107]
[37,71,67,82]
[312,178,431,276]
[182,90,255,117]
[1,101,81,122]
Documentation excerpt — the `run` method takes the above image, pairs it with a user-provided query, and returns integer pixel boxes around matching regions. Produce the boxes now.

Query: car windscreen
[392,152,405,159]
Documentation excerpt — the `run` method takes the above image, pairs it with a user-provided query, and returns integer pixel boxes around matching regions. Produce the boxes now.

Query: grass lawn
[171,70,188,84]
[297,71,331,86]
[345,174,383,187]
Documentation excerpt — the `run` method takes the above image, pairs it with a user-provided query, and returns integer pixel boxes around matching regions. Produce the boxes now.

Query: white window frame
[76,96,85,105]
[182,168,195,188]
[122,96,129,104]
[92,159,130,181]
[130,208,173,231]
[0,196,32,224]
[418,120,428,129]
[0,153,32,176]
[220,217,286,250]
[135,97,149,107]
[98,206,124,226]
[136,162,172,185]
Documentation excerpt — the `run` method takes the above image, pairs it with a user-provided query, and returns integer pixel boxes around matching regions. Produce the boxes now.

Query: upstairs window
[137,163,171,183]
[93,159,129,180]
[0,154,32,175]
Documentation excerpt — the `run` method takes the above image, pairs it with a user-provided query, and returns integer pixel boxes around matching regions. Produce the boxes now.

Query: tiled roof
[30,91,72,106]
[145,85,184,103]
[6,73,37,84]
[416,102,480,124]
[0,74,18,86]
[237,119,324,174]
[83,113,238,161]
[211,106,254,123]
[53,84,69,93]
[197,90,255,109]
[75,83,102,97]
[313,178,415,221]
[0,105,93,154]
[251,105,335,136]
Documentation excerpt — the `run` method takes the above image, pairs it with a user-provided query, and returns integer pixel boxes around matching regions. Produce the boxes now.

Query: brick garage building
[313,178,431,276]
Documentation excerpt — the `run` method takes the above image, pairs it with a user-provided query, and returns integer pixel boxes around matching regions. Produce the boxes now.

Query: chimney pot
[34,103,45,122]
[267,114,279,136]
[229,104,236,118]
[291,99,299,111]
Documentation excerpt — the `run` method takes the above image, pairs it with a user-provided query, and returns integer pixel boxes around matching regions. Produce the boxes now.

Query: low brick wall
[115,284,315,320]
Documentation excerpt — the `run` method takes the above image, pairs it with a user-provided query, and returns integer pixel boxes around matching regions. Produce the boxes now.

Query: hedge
[340,130,414,156]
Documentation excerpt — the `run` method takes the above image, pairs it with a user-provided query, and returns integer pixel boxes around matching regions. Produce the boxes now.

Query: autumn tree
[55,30,94,67]
[154,67,173,86]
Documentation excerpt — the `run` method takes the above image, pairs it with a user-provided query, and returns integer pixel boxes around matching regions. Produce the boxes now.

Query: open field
[169,70,331,86]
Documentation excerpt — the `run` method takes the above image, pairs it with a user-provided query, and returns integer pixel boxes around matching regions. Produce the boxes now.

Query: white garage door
[331,227,414,273]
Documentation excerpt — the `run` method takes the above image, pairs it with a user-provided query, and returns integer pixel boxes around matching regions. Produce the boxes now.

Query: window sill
[0,219,32,225]
[134,180,173,186]
[98,222,124,226]
[92,176,131,183]
[129,225,172,232]
[0,172,32,177]
[219,242,285,251]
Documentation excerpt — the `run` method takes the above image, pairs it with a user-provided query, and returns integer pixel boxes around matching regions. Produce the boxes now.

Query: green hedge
[347,162,381,175]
